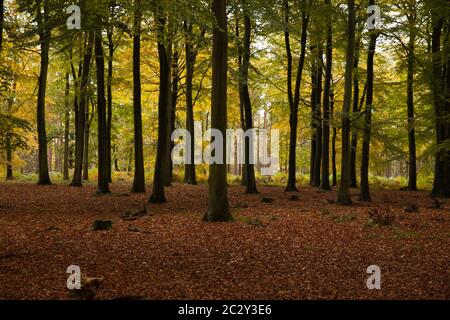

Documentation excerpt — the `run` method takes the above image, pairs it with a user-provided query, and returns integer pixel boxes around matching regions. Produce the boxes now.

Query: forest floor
[0,182,449,300]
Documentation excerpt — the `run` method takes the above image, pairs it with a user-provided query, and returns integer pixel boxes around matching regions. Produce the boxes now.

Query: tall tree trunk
[430,8,448,196]
[5,132,12,180]
[63,72,70,180]
[82,103,93,181]
[285,0,309,192]
[106,30,114,183]
[312,43,323,187]
[360,0,378,202]
[184,22,198,185]
[240,5,258,194]
[350,37,362,189]
[321,0,333,191]
[95,32,110,194]
[36,0,51,185]
[113,143,120,171]
[407,15,418,191]
[337,0,356,205]
[331,90,338,186]
[71,32,94,187]
[150,13,170,203]
[131,1,146,193]
[169,47,179,183]
[204,0,232,222]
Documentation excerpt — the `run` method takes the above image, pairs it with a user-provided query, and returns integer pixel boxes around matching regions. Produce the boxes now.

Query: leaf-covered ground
[0,182,448,299]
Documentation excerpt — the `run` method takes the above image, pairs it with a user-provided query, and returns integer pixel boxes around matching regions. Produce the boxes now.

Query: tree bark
[407,11,418,191]
[430,8,448,196]
[150,13,170,203]
[131,1,146,193]
[312,43,323,187]
[204,0,232,222]
[337,0,356,205]
[350,37,362,189]
[321,0,333,191]
[63,72,70,180]
[36,0,51,185]
[331,90,338,186]
[184,22,198,185]
[240,5,258,194]
[285,0,309,192]
[71,32,94,187]
[106,30,114,183]
[360,0,378,202]
[95,32,110,194]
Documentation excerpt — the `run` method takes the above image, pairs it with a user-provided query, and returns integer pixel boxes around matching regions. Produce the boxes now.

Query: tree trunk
[331,90,338,186]
[82,105,91,181]
[5,132,12,180]
[337,0,356,205]
[240,6,258,194]
[360,0,378,202]
[169,47,179,183]
[321,0,332,191]
[36,0,51,185]
[63,72,70,180]
[113,143,120,171]
[106,30,114,183]
[285,0,309,192]
[407,16,418,191]
[150,13,170,203]
[312,43,323,187]
[184,22,198,185]
[204,0,232,222]
[350,37,362,189]
[71,32,94,187]
[430,9,448,196]
[131,1,146,193]
[95,32,110,194]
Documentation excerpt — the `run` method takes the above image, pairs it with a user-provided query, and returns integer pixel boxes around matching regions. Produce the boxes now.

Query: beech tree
[204,0,232,222]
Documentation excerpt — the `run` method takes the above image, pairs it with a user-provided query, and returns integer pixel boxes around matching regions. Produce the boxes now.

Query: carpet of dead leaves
[0,181,449,300]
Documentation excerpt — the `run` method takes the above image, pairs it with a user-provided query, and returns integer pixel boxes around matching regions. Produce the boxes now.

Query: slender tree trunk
[5,132,12,180]
[36,0,51,185]
[312,44,323,187]
[360,0,378,202]
[321,0,333,191]
[337,0,356,205]
[82,106,92,181]
[150,13,170,203]
[131,1,146,193]
[285,0,309,192]
[184,22,198,185]
[95,32,110,194]
[63,72,70,180]
[237,19,247,186]
[71,32,94,187]
[240,6,258,194]
[169,48,179,183]
[112,143,120,171]
[204,0,232,222]
[407,20,418,191]
[350,37,361,189]
[430,9,448,196]
[331,90,338,186]
[106,31,114,183]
